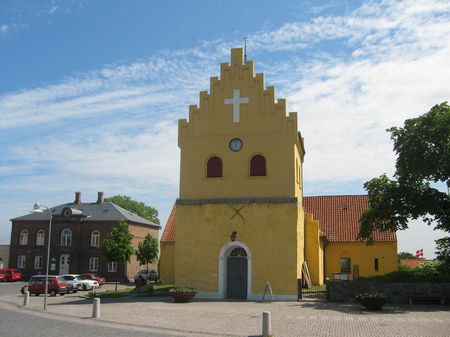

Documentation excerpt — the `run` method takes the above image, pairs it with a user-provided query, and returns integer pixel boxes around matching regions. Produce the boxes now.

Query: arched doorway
[227,247,248,299]
[218,241,252,299]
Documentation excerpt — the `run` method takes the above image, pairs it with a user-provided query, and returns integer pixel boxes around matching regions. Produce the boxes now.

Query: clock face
[229,138,243,152]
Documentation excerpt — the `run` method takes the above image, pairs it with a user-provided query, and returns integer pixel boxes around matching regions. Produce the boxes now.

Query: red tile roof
[399,259,430,268]
[303,195,397,243]
[161,204,176,243]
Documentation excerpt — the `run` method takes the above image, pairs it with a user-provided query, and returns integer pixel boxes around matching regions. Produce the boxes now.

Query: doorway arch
[218,241,252,299]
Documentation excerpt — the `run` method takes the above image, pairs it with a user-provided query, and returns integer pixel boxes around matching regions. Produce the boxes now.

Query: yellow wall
[174,203,303,297]
[325,242,398,280]
[159,242,175,284]
[304,213,324,285]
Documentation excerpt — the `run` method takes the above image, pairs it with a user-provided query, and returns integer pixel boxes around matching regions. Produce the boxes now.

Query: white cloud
[0,24,9,36]
[1,0,449,256]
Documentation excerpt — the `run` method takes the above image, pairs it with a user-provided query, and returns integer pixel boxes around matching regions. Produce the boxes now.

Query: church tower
[175,48,306,299]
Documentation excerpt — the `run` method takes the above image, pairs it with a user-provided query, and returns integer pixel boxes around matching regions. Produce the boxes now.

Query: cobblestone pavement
[1,283,449,337]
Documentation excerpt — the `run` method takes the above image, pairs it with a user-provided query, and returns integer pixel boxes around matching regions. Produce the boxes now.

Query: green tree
[105,195,160,224]
[135,234,159,271]
[359,102,450,265]
[100,220,135,291]
[398,251,417,260]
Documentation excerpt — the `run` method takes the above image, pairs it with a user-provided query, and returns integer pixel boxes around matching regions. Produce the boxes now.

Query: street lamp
[31,202,52,312]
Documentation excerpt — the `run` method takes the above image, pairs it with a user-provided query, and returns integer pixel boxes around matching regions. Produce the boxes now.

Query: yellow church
[159,48,397,300]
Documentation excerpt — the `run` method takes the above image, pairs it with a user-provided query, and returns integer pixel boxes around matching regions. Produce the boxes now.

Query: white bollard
[23,291,30,306]
[92,298,100,319]
[262,311,272,337]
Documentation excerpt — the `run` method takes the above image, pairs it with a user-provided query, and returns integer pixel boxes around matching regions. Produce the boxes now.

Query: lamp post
[31,202,52,312]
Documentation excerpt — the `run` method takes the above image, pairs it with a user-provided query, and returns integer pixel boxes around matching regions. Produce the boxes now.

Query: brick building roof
[303,195,396,243]
[161,204,176,242]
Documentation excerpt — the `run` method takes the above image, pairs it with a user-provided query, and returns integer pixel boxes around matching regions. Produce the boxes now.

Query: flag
[415,249,423,257]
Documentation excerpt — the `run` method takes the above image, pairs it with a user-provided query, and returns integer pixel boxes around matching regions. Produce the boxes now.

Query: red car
[21,275,69,296]
[0,269,22,281]
[79,273,105,286]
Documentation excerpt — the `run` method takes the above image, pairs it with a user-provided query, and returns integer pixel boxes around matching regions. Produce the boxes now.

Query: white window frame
[19,230,28,245]
[36,230,45,246]
[89,257,99,272]
[107,261,117,273]
[90,230,100,247]
[18,255,26,268]
[34,256,43,269]
[60,228,72,246]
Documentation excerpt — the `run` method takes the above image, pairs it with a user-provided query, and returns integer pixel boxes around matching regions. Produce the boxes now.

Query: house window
[60,228,72,246]
[19,230,28,245]
[36,230,45,246]
[90,230,100,247]
[34,256,43,269]
[374,258,379,272]
[250,155,266,176]
[340,257,351,273]
[89,257,99,272]
[18,255,26,268]
[206,156,222,178]
[107,261,117,272]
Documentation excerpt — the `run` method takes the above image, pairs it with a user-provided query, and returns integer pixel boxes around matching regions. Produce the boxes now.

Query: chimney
[97,191,104,203]
[74,191,81,204]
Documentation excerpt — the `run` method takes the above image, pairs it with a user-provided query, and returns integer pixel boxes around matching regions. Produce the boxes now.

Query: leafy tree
[398,251,417,260]
[105,195,160,224]
[100,220,135,291]
[135,234,159,271]
[359,102,450,266]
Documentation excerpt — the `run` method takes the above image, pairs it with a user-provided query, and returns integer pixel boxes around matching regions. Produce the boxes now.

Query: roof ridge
[304,194,368,198]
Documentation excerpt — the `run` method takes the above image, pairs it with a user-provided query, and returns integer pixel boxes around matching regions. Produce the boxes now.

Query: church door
[227,247,248,299]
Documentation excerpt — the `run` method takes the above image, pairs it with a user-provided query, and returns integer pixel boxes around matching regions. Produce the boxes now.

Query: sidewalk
[2,285,450,337]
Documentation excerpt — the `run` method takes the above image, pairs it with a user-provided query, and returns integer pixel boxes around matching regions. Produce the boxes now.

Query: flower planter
[169,287,197,303]
[356,293,388,310]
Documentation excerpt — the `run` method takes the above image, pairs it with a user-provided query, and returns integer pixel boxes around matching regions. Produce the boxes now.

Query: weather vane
[244,36,247,62]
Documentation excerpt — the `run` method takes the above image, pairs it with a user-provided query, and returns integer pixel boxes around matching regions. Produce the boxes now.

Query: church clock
[229,138,243,152]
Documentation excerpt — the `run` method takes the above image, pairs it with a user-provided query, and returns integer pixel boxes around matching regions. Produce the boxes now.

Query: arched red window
[207,156,222,178]
[250,155,266,176]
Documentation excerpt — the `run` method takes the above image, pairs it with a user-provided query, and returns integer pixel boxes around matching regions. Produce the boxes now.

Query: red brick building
[9,192,160,281]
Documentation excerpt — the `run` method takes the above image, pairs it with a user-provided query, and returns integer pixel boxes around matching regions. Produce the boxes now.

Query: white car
[61,274,81,292]
[62,274,99,290]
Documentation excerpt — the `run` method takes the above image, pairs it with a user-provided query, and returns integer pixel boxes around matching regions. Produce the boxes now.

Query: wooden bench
[408,295,446,305]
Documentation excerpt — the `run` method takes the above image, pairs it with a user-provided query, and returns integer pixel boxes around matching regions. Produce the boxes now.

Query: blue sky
[1,0,449,258]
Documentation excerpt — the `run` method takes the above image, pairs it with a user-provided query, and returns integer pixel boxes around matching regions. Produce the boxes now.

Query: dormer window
[207,156,222,178]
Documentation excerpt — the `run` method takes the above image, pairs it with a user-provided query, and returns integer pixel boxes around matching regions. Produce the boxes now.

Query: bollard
[262,311,272,337]
[92,297,100,319]
[23,291,30,306]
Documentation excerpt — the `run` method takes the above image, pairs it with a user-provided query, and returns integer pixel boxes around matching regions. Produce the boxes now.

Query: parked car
[134,269,159,284]
[62,274,99,290]
[79,273,105,286]
[0,268,22,282]
[61,275,81,292]
[0,270,6,281]
[21,275,69,296]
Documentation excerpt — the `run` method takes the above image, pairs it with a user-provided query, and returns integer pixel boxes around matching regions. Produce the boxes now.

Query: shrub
[357,261,450,282]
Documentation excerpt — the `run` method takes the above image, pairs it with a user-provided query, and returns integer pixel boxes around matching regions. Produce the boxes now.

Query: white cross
[224,89,249,123]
